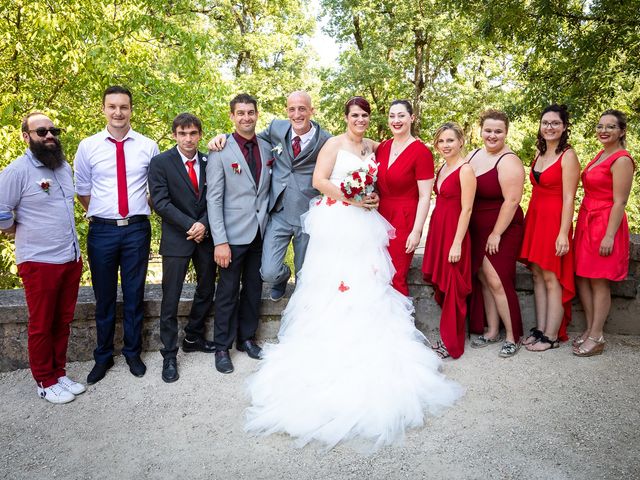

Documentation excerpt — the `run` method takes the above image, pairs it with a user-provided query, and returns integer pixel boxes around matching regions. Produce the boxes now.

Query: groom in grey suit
[206,93,271,374]
[257,92,331,300]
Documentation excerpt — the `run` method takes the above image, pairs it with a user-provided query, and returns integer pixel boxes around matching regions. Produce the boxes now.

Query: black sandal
[432,340,450,359]
[525,334,560,352]
[522,328,543,346]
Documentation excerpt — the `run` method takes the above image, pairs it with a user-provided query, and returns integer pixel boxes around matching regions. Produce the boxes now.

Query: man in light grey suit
[206,93,271,374]
[210,91,331,300]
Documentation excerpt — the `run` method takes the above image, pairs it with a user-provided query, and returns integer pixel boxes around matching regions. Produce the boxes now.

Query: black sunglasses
[28,127,63,137]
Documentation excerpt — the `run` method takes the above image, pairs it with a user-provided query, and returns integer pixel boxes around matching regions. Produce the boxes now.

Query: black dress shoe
[215,350,234,374]
[270,279,288,301]
[162,358,179,383]
[237,340,262,359]
[182,337,216,353]
[125,355,147,377]
[87,357,115,385]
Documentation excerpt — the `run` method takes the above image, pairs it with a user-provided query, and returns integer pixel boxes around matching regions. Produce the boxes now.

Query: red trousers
[18,259,82,388]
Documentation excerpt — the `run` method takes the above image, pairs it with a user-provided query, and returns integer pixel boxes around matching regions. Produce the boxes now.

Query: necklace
[391,137,412,157]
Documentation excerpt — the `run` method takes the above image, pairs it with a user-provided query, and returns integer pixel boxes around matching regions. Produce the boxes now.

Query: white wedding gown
[245,150,463,450]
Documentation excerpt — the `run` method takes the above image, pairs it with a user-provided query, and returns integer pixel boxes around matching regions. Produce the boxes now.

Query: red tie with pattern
[186,159,199,196]
[108,138,129,218]
[292,136,301,158]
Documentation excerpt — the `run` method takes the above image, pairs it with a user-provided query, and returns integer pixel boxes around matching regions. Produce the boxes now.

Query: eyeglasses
[595,124,619,132]
[541,121,563,128]
[28,127,63,137]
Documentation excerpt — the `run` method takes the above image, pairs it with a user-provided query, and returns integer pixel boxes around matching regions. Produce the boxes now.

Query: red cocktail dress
[378,139,434,295]
[574,149,635,280]
[519,150,575,341]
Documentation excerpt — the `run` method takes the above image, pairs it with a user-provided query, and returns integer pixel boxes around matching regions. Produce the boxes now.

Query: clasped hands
[186,222,206,243]
[352,192,379,210]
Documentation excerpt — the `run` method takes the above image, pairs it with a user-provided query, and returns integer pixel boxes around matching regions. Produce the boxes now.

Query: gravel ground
[2,334,640,480]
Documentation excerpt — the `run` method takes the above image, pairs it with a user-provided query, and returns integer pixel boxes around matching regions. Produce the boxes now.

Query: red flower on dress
[231,162,241,174]
[326,197,337,206]
[342,201,350,206]
[338,281,350,292]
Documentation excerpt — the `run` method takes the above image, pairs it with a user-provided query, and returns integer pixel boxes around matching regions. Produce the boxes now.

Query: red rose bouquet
[340,165,377,202]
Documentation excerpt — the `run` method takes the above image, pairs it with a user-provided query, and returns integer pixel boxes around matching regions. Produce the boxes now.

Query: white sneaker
[57,376,86,395]
[37,383,75,404]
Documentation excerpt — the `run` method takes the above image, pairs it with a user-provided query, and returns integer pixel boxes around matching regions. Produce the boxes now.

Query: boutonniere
[37,178,53,194]
[200,155,207,163]
[231,162,241,174]
[271,143,283,155]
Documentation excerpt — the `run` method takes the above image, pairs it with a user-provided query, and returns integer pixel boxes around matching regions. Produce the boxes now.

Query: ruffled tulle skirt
[245,197,463,450]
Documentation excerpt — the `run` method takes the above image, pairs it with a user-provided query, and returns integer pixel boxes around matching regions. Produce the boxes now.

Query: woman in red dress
[467,110,525,358]
[519,104,580,351]
[422,123,476,359]
[573,110,635,356]
[377,100,435,296]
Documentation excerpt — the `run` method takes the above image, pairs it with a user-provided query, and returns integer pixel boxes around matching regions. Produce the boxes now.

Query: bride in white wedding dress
[245,97,463,450]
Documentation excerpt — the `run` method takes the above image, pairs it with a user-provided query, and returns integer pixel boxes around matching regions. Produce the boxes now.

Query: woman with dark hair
[467,110,525,358]
[245,97,462,450]
[573,110,635,356]
[377,100,435,296]
[422,122,476,359]
[519,104,580,351]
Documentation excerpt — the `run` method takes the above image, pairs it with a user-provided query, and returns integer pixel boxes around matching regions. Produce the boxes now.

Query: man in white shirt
[74,86,159,385]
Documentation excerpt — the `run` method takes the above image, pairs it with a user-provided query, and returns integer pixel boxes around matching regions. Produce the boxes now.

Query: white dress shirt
[293,125,316,154]
[74,128,160,218]
[177,148,200,184]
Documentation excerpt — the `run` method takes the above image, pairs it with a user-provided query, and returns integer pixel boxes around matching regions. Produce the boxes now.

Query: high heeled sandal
[525,334,560,352]
[573,336,605,357]
[522,328,543,346]
[432,340,450,359]
[571,333,588,349]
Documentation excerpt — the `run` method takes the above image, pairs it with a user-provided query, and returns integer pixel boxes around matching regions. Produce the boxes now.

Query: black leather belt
[90,215,148,226]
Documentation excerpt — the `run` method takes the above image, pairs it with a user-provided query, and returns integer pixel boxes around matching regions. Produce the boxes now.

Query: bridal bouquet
[340,165,377,202]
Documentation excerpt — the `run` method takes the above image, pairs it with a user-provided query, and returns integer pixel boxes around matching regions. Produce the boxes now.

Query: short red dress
[468,151,524,342]
[422,165,471,359]
[377,139,435,296]
[574,149,635,280]
[519,150,575,341]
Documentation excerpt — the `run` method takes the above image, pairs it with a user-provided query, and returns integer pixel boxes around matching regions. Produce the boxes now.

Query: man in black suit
[148,113,216,383]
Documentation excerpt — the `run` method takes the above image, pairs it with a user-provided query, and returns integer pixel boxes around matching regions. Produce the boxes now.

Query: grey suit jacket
[206,135,272,246]
[258,119,331,226]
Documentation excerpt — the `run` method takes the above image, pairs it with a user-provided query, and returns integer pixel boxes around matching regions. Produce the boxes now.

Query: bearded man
[0,112,84,404]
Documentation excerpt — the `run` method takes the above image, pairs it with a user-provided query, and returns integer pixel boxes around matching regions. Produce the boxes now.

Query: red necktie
[292,136,301,158]
[108,138,129,218]
[186,159,199,196]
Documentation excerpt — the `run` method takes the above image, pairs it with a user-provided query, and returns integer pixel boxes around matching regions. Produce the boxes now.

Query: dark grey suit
[258,119,331,284]
[206,135,271,350]
[148,146,215,359]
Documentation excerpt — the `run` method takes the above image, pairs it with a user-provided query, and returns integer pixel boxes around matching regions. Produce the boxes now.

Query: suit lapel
[257,140,272,193]
[170,146,198,197]
[198,151,207,195]
[227,136,256,190]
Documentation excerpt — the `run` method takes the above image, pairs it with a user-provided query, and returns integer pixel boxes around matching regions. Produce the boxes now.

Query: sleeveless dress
[468,151,524,342]
[422,164,472,359]
[574,149,635,280]
[377,139,435,296]
[519,150,575,341]
[245,150,463,450]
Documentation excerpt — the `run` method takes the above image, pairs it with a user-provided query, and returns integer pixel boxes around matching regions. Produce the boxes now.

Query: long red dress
[422,165,471,359]
[574,150,635,280]
[519,150,575,341]
[378,139,435,295]
[468,152,524,342]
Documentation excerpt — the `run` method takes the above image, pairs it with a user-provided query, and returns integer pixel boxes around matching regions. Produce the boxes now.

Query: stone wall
[1,235,638,372]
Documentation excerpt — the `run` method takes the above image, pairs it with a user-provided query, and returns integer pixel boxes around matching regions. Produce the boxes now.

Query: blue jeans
[87,219,151,363]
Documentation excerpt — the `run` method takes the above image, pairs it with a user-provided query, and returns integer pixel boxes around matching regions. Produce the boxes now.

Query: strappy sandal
[432,340,450,359]
[571,333,588,349]
[522,328,543,346]
[525,334,560,352]
[573,336,605,357]
[470,333,504,349]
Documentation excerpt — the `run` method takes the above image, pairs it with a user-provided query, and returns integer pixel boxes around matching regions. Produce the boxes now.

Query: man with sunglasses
[74,86,159,385]
[0,112,84,404]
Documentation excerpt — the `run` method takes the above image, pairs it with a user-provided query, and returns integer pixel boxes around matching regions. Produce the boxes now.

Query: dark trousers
[160,246,216,359]
[18,259,83,388]
[87,220,151,363]
[214,232,263,351]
